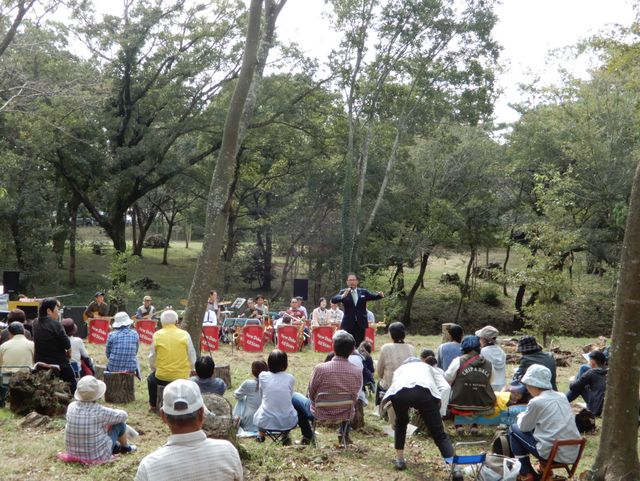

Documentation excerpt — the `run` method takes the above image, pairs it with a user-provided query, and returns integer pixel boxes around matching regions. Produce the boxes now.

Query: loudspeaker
[293,278,309,300]
[3,271,20,301]
[63,306,88,339]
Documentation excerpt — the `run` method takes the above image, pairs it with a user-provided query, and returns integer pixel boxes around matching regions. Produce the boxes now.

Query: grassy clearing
[0,334,619,481]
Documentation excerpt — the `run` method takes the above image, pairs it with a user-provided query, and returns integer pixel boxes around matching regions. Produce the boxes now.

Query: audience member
[63,318,93,377]
[358,340,375,390]
[0,322,34,407]
[420,349,440,369]
[509,365,581,481]
[135,379,243,481]
[512,336,557,391]
[234,359,268,434]
[190,356,226,395]
[65,376,136,463]
[476,325,507,391]
[376,322,416,394]
[147,310,196,412]
[382,357,454,471]
[106,312,140,375]
[566,350,607,416]
[253,350,297,444]
[33,298,76,393]
[437,324,463,371]
[0,309,32,344]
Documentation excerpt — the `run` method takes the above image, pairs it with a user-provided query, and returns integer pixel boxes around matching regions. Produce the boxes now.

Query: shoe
[255,435,265,443]
[281,435,292,446]
[517,473,540,481]
[470,427,480,436]
[148,405,157,414]
[394,459,407,471]
[113,443,137,454]
[455,426,465,436]
[295,436,314,446]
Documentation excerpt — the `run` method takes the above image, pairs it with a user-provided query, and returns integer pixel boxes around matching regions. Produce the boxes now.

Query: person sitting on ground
[0,309,32,345]
[437,324,463,371]
[0,322,34,407]
[253,349,298,444]
[234,359,268,435]
[358,340,375,391]
[190,355,226,395]
[292,330,363,445]
[376,322,416,408]
[63,318,94,377]
[508,364,581,481]
[512,336,557,391]
[476,325,507,391]
[135,379,242,481]
[383,357,454,471]
[565,350,607,416]
[65,376,136,463]
[147,310,197,412]
[445,335,495,436]
[106,312,140,376]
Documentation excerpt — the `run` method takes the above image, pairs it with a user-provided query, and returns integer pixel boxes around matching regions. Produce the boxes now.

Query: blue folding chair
[445,441,486,480]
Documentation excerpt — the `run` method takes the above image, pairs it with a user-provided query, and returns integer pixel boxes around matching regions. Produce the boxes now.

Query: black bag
[575,407,596,433]
[491,425,512,457]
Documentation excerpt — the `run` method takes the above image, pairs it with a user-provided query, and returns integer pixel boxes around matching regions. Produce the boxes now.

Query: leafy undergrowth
[0,335,615,480]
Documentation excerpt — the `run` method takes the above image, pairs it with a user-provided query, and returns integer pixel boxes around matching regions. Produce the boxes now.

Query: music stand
[231,298,246,310]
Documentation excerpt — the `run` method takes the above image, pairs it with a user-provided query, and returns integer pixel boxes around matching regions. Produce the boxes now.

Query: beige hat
[113,312,134,328]
[475,325,499,340]
[75,376,107,402]
[143,295,152,301]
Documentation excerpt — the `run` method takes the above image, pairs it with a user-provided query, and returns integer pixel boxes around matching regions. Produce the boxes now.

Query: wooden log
[441,323,455,343]
[104,372,135,403]
[94,365,106,381]
[214,364,231,387]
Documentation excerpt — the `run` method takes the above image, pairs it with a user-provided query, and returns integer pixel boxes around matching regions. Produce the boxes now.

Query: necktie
[351,289,358,306]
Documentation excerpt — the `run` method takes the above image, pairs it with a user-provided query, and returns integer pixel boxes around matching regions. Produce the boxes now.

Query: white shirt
[517,390,581,463]
[253,371,297,431]
[481,345,507,391]
[328,308,344,325]
[69,336,90,365]
[0,334,34,373]
[202,310,218,325]
[311,307,330,327]
[135,430,243,481]
[383,361,451,417]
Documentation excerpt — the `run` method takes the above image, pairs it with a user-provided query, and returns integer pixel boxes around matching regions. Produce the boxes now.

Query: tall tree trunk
[131,208,137,251]
[589,162,640,481]
[513,284,526,331]
[455,246,476,322]
[263,220,273,291]
[68,198,79,286]
[502,241,511,296]
[181,0,265,352]
[402,252,429,327]
[184,223,191,249]
[162,217,175,265]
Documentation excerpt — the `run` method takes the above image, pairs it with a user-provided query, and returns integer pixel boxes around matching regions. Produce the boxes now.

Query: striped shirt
[135,430,243,481]
[106,328,139,372]
[65,401,127,462]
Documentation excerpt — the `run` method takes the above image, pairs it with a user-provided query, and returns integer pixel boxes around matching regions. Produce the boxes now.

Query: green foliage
[474,285,501,307]
[522,301,570,347]
[105,251,138,311]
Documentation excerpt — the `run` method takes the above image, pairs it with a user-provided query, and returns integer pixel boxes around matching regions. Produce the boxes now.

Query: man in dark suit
[331,273,384,346]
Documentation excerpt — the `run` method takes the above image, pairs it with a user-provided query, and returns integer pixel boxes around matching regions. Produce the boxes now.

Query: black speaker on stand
[292,278,309,300]
[2,271,20,301]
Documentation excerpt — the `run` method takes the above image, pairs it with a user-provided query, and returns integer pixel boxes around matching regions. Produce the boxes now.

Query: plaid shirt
[65,401,128,462]
[308,357,362,421]
[106,327,139,373]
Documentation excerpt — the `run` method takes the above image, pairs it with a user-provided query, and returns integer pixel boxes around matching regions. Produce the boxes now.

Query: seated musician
[84,291,109,319]
[254,295,269,319]
[135,296,156,319]
[283,298,306,325]
[328,301,344,327]
[243,299,260,319]
[311,298,330,327]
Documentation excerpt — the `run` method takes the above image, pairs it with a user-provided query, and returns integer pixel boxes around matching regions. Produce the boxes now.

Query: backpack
[575,407,596,434]
[491,425,512,457]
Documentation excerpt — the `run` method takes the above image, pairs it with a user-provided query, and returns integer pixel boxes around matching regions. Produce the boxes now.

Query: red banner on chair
[277,325,300,353]
[135,320,156,345]
[87,318,109,344]
[312,326,335,352]
[201,325,219,352]
[241,325,265,352]
[365,327,376,351]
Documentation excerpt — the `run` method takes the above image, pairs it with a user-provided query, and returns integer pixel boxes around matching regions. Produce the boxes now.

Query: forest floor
[0,335,618,481]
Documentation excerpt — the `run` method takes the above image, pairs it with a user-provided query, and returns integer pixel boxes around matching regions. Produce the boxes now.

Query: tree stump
[201,393,238,447]
[214,364,231,387]
[441,323,455,343]
[351,399,365,430]
[94,365,106,381]
[104,372,135,403]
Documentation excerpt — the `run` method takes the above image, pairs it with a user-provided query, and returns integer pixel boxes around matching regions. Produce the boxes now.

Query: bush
[475,285,501,307]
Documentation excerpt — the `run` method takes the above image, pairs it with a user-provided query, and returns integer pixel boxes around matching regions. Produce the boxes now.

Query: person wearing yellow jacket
[147,310,197,412]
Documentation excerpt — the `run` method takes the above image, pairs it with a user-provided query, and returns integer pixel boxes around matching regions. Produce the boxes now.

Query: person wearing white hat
[106,312,140,375]
[135,379,243,481]
[475,325,506,391]
[508,364,581,481]
[64,376,136,462]
[147,310,197,411]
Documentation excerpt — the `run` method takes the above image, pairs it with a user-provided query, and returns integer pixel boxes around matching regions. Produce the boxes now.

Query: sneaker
[281,435,292,446]
[148,405,157,414]
[295,436,314,446]
[394,459,407,471]
[255,435,265,443]
[455,426,465,436]
[470,427,480,436]
[113,443,137,454]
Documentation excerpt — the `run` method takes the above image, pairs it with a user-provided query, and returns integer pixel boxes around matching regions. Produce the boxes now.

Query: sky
[88,0,637,124]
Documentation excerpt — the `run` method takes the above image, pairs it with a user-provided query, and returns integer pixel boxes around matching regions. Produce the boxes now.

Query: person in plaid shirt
[106,312,140,375]
[65,376,136,462]
[292,330,362,445]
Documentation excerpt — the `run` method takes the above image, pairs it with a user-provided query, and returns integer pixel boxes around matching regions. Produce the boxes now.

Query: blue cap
[460,335,481,354]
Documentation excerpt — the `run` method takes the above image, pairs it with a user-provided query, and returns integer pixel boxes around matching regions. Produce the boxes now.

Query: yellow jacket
[151,324,196,381]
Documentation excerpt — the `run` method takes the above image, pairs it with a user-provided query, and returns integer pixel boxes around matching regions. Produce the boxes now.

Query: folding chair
[263,429,292,445]
[538,438,587,481]
[312,392,355,448]
[445,441,486,480]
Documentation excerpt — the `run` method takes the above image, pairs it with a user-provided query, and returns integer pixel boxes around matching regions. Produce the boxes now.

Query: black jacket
[330,287,382,344]
[33,316,71,367]
[566,367,607,416]
[513,350,557,391]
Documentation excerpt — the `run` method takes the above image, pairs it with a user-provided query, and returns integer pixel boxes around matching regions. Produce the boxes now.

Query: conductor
[331,272,384,346]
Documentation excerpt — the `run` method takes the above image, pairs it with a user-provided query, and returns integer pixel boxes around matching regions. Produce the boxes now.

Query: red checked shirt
[307,357,362,421]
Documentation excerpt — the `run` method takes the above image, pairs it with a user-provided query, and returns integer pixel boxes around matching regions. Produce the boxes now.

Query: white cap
[521,364,553,390]
[160,310,179,325]
[161,379,204,416]
[113,312,133,328]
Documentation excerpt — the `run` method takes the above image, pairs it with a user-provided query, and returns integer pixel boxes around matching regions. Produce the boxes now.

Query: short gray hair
[8,322,25,335]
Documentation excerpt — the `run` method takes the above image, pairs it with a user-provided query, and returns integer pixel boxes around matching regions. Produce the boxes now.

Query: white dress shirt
[383,361,451,416]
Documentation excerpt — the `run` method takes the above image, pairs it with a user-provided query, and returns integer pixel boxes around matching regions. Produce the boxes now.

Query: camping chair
[263,429,292,445]
[538,438,587,481]
[311,391,355,448]
[445,441,487,480]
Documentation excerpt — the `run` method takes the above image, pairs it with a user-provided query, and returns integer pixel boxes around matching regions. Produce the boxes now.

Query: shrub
[474,285,501,307]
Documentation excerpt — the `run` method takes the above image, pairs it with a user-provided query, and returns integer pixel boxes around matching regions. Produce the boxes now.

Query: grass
[0,334,623,481]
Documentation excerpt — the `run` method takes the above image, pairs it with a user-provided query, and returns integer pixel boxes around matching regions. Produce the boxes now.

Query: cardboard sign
[277,325,299,353]
[87,318,109,344]
[241,325,265,352]
[365,327,376,352]
[312,326,335,353]
[135,319,156,345]
[201,325,219,352]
